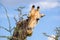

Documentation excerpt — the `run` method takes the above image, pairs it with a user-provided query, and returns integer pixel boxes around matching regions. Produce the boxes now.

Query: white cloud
[1,0,60,9]
[48,35,55,40]
[46,0,60,2]
[0,0,42,8]
[29,2,60,9]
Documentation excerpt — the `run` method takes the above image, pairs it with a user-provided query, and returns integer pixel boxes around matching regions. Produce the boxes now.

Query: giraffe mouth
[27,27,33,36]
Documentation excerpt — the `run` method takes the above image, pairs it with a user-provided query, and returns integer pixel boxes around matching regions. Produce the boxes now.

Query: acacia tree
[43,27,60,40]
[0,3,27,40]
[55,27,60,40]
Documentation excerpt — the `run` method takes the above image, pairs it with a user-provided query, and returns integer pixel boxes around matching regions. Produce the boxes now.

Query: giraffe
[10,5,45,40]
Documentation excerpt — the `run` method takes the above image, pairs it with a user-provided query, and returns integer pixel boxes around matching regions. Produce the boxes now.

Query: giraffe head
[27,5,45,36]
[29,5,45,20]
[28,5,45,28]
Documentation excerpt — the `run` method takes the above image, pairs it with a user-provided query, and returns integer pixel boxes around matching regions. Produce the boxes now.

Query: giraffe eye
[36,18,39,22]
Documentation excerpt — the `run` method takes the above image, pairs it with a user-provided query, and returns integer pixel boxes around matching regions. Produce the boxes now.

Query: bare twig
[0,3,12,34]
[11,27,15,31]
[43,33,55,39]
[19,6,25,9]
[15,6,25,21]
[0,26,9,32]
[14,16,17,23]
[0,36,10,39]
[23,14,27,16]
[0,35,21,40]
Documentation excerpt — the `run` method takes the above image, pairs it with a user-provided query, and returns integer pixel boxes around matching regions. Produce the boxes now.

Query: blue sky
[0,0,60,40]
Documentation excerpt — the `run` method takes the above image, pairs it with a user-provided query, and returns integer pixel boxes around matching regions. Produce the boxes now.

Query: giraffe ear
[37,6,40,11]
[41,14,45,18]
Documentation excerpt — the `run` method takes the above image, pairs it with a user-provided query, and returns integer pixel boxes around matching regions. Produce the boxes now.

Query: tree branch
[14,16,17,23]
[0,36,10,39]
[0,3,12,34]
[11,27,15,31]
[0,26,9,32]
[43,33,55,39]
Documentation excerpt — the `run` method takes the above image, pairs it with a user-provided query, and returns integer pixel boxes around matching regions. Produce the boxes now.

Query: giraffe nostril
[27,27,32,30]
